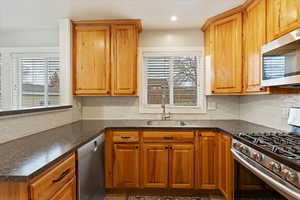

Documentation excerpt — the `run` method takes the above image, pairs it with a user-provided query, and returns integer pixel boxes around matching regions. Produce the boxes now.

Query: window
[140,48,206,113]
[14,54,60,108]
[0,48,62,111]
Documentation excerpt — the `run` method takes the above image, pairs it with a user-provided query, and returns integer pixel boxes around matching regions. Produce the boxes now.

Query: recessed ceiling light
[171,16,177,21]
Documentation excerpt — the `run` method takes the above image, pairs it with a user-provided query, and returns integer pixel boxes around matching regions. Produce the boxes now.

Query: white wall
[0,97,82,144]
[0,29,59,47]
[81,29,240,120]
[240,94,300,131]
[139,29,203,47]
[0,25,81,144]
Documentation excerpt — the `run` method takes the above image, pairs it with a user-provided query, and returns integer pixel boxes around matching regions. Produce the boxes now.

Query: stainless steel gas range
[232,108,300,200]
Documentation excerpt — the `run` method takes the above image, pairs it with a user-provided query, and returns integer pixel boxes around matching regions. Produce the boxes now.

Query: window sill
[0,105,73,117]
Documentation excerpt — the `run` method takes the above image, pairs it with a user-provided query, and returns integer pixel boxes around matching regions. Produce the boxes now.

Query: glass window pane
[146,56,170,105]
[47,57,60,106]
[21,58,46,108]
[173,56,198,106]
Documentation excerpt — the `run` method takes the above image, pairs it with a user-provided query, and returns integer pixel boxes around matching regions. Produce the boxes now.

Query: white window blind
[12,54,60,109]
[146,56,199,106]
[140,48,205,114]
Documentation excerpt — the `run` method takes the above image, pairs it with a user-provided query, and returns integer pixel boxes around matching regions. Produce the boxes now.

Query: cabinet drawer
[30,153,76,200]
[143,131,194,142]
[113,131,139,143]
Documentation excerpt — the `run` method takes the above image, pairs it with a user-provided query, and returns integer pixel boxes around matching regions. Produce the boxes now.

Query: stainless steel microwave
[261,28,300,87]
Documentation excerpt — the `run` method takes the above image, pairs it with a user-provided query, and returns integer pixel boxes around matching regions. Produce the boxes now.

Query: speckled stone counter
[0,120,282,182]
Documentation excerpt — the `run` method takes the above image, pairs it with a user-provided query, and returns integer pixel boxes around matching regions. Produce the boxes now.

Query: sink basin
[146,120,186,126]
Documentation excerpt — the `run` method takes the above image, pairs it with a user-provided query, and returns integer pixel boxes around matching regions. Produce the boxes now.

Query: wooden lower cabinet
[142,144,169,188]
[218,134,233,200]
[0,153,76,200]
[196,131,218,189]
[106,130,234,200]
[169,144,194,189]
[50,177,76,200]
[113,144,140,188]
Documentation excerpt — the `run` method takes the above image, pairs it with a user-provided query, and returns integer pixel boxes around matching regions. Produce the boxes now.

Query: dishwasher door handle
[93,141,99,152]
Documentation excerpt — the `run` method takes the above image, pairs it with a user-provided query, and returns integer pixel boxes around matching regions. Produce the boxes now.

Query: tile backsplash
[82,96,240,120]
[240,94,300,131]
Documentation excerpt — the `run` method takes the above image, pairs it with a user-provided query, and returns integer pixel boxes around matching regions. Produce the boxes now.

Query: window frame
[139,47,206,114]
[0,47,68,113]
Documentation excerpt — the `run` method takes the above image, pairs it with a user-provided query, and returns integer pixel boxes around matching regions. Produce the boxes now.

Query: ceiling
[0,0,245,31]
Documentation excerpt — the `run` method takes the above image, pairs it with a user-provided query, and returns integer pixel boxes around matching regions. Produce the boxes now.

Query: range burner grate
[237,132,300,161]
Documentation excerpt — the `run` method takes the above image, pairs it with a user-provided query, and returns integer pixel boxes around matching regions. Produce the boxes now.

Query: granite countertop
[0,119,282,182]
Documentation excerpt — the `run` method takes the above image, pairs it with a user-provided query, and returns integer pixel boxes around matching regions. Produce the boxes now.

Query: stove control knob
[282,169,298,182]
[270,162,281,174]
[241,146,249,154]
[234,143,242,150]
[252,152,262,162]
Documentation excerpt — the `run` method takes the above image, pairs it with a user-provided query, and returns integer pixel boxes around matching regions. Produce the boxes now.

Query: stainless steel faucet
[161,93,171,120]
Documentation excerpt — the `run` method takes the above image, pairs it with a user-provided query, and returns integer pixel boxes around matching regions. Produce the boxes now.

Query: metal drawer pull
[52,168,71,183]
[121,136,132,139]
[163,136,173,140]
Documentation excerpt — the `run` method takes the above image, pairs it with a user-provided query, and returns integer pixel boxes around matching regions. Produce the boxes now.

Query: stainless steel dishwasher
[78,134,105,200]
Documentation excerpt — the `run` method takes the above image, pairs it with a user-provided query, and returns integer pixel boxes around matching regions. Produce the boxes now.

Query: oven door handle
[232,149,300,200]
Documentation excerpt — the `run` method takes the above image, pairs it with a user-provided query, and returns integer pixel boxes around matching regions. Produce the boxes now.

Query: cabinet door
[280,0,300,33]
[218,134,233,200]
[197,131,218,189]
[212,13,242,94]
[49,177,76,200]
[169,144,194,189]
[113,144,140,188]
[244,0,267,93]
[142,144,169,188]
[73,25,110,95]
[204,25,215,95]
[111,24,138,96]
[267,0,300,41]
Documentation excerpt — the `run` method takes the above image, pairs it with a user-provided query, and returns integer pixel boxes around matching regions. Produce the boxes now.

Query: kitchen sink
[146,120,186,126]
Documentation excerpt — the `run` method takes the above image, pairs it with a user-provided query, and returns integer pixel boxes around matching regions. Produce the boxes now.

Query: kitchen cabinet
[142,144,169,188]
[196,131,218,189]
[111,24,138,95]
[105,129,233,198]
[0,153,77,200]
[30,154,76,200]
[49,177,76,200]
[218,134,233,200]
[243,0,268,93]
[169,144,194,188]
[212,13,242,94]
[113,144,140,188]
[72,20,141,96]
[73,25,111,95]
[267,0,300,41]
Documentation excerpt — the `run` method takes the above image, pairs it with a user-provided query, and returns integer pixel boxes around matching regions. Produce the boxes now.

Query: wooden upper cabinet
[142,144,169,188]
[212,13,242,94]
[196,131,218,189]
[73,25,111,95]
[111,24,138,96]
[113,144,140,188]
[267,0,300,41]
[169,144,194,189]
[244,0,267,93]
